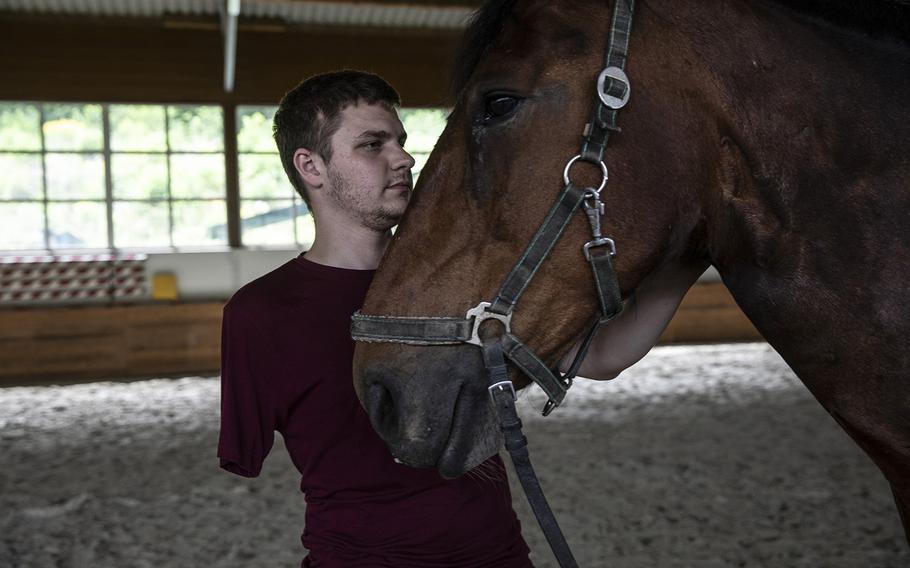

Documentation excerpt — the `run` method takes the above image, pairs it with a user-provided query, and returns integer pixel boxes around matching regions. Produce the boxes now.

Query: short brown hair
[273,70,402,210]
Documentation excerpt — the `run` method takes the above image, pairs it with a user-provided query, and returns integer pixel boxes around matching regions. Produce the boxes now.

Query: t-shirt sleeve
[217,304,276,478]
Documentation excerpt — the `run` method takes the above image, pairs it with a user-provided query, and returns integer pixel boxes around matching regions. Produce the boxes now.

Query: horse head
[352,0,812,478]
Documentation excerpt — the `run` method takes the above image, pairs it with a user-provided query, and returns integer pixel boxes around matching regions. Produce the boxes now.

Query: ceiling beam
[222,0,240,92]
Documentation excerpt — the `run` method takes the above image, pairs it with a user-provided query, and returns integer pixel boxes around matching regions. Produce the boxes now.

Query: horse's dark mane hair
[775,0,910,39]
[451,0,519,97]
[451,0,910,97]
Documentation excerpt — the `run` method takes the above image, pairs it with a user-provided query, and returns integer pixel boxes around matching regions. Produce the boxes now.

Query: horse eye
[482,95,520,123]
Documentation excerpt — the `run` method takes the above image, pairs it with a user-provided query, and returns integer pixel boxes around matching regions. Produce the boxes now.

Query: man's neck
[304,218,392,270]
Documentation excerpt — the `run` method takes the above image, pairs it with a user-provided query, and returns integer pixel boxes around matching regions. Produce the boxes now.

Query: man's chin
[358,209,398,231]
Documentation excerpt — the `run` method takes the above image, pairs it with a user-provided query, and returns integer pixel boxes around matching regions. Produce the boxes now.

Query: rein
[352,1,635,565]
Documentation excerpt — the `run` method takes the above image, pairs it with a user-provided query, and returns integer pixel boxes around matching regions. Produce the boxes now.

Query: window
[236,106,312,248]
[0,102,447,252]
[0,102,227,251]
[399,108,448,179]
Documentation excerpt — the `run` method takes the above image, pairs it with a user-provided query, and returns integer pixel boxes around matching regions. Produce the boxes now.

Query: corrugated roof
[0,0,476,29]
[0,0,217,18]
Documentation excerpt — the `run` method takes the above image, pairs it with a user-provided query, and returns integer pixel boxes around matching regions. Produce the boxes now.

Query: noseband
[352,2,636,566]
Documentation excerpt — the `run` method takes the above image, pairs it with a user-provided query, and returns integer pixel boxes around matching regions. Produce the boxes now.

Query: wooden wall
[661,283,763,344]
[0,303,222,384]
[0,13,461,106]
[0,282,762,385]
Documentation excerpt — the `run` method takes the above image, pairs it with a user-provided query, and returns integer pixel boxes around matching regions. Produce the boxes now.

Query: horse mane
[451,0,519,97]
[773,0,910,40]
[451,0,910,97]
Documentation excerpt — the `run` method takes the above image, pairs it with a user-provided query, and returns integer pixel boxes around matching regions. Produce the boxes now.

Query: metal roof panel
[0,0,475,29]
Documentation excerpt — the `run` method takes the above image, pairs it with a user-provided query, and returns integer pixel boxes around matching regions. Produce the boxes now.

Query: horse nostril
[367,382,396,438]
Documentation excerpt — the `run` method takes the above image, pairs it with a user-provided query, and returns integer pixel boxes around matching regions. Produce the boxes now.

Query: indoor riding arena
[1,2,908,568]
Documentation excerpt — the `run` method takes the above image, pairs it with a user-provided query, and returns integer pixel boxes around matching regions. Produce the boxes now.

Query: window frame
[0,101,230,253]
[0,101,449,255]
[235,104,308,249]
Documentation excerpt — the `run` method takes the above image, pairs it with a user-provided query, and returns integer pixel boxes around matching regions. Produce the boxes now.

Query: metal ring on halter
[465,301,512,347]
[597,66,631,109]
[563,155,608,193]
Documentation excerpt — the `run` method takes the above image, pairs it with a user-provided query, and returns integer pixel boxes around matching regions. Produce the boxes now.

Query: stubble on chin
[326,167,410,231]
[363,193,409,232]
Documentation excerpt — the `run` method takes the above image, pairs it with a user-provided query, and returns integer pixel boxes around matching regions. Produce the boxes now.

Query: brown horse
[352,0,910,542]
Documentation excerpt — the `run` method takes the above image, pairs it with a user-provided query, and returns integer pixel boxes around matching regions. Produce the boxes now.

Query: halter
[352,2,635,566]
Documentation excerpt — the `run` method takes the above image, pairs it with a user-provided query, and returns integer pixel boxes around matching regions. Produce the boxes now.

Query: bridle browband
[352,2,635,566]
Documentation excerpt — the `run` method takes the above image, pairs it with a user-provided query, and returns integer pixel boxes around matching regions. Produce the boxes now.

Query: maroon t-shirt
[218,255,532,568]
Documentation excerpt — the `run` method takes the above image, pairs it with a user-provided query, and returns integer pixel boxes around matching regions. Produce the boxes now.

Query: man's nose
[393,145,416,171]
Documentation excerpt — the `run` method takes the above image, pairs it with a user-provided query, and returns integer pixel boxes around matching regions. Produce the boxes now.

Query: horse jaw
[354,342,503,478]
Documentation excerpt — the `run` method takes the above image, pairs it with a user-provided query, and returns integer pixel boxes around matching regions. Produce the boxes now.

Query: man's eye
[362,141,381,150]
[482,95,521,124]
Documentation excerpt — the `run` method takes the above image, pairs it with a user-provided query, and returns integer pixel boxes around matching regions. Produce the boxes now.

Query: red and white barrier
[0,254,149,306]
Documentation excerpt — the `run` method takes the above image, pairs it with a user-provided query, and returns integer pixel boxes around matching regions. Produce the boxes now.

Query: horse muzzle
[354,343,502,478]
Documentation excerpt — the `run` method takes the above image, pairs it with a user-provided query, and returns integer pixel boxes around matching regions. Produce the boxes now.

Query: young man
[218,71,533,567]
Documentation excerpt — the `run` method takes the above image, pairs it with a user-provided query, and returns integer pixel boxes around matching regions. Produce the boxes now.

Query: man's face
[323,103,415,231]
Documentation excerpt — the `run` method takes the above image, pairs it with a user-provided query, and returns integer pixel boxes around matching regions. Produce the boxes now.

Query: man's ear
[293,148,325,190]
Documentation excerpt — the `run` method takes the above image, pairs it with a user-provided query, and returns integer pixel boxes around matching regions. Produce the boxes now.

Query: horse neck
[664,0,910,370]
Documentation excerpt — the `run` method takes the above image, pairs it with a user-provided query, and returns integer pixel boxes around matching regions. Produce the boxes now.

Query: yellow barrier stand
[151,272,179,301]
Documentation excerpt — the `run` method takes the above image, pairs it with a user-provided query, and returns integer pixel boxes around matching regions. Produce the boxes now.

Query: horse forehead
[494,1,599,63]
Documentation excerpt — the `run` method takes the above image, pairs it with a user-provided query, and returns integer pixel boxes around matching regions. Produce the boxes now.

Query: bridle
[351,1,635,566]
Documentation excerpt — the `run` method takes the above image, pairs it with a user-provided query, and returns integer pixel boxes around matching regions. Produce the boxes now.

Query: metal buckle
[488,380,517,403]
[563,155,608,193]
[584,237,617,261]
[542,399,559,416]
[597,66,631,109]
[465,301,512,346]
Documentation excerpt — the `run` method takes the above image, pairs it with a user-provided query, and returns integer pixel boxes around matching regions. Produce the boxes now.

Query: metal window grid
[0,102,227,251]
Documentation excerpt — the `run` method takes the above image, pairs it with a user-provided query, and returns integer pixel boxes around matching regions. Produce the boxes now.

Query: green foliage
[237,106,278,153]
[0,103,41,151]
[110,105,167,152]
[43,104,103,151]
[111,154,169,200]
[170,154,225,199]
[239,154,290,200]
[236,104,298,246]
[168,106,223,152]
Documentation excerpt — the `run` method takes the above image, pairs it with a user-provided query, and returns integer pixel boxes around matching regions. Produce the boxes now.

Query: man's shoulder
[224,258,306,323]
[224,254,372,331]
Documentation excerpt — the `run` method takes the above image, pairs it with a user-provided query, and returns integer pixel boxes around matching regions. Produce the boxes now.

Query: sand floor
[1,343,907,568]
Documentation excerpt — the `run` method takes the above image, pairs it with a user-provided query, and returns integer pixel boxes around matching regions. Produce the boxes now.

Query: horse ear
[293,148,325,190]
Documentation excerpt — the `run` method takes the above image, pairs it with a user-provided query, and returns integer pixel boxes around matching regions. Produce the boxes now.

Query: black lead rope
[351,2,636,566]
[483,338,580,568]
